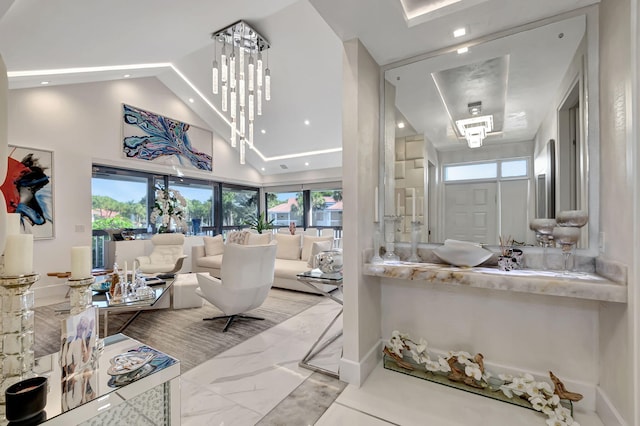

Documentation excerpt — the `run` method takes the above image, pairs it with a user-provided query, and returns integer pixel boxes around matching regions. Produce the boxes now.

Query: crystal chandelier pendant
[231,119,237,148]
[221,44,228,84]
[230,88,236,119]
[248,56,255,92]
[229,52,236,89]
[239,74,245,107]
[221,83,228,112]
[265,68,271,101]
[257,88,262,116]
[212,60,219,94]
[248,121,254,148]
[248,92,255,121]
[240,138,246,165]
[257,52,263,87]
[240,108,246,137]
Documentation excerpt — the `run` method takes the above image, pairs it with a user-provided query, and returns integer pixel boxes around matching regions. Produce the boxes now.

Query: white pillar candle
[411,188,416,222]
[70,246,92,279]
[6,213,20,235]
[374,186,379,222]
[4,234,33,276]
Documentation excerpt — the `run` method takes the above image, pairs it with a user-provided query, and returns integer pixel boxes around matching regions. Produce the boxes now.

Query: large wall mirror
[381,6,599,252]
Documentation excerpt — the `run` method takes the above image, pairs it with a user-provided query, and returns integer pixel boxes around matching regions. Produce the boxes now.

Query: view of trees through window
[168,179,215,235]
[92,176,148,230]
[222,186,259,227]
[266,191,303,226]
[310,189,343,227]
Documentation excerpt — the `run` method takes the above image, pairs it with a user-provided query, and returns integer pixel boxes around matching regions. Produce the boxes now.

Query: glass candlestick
[371,222,384,264]
[383,215,400,263]
[0,273,39,406]
[407,221,422,263]
[67,277,95,315]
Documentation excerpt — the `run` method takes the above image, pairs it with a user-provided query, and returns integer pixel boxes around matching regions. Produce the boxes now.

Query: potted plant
[244,212,274,234]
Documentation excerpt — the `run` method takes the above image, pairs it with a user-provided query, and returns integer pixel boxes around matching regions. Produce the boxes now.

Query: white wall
[0,54,7,256]
[7,77,262,297]
[340,39,382,385]
[597,0,635,423]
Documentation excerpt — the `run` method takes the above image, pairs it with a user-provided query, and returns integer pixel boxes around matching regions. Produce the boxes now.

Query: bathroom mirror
[381,6,599,251]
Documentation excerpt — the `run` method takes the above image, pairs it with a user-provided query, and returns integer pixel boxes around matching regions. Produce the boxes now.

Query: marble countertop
[363,261,627,303]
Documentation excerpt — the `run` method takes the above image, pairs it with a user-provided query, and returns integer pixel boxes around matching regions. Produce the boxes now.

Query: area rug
[33,288,322,373]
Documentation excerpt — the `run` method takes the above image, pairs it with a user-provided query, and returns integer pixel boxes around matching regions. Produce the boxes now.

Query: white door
[444,182,497,245]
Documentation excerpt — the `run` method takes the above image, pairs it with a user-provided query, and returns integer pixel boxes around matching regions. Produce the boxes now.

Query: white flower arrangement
[384,331,581,426]
[150,185,187,233]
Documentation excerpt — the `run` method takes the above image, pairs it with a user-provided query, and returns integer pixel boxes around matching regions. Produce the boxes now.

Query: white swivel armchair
[135,233,187,275]
[195,242,277,332]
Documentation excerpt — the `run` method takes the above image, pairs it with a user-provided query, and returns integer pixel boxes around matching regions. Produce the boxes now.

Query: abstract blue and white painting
[122,104,213,171]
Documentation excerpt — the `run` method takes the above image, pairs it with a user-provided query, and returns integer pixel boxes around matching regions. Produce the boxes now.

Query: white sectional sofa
[191,231,336,294]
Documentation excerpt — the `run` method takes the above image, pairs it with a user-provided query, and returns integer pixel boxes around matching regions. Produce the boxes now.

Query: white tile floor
[180,288,605,426]
[180,297,343,425]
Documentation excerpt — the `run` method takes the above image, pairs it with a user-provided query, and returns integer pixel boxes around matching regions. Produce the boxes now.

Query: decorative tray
[107,352,155,376]
[105,291,156,306]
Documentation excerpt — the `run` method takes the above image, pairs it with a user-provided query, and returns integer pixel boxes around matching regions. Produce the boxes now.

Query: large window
[91,168,151,231]
[221,185,259,227]
[309,189,343,227]
[168,178,215,235]
[266,191,303,226]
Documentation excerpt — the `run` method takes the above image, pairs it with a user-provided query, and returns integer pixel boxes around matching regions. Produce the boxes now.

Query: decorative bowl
[433,244,493,267]
[529,219,557,235]
[314,250,343,274]
[552,226,581,248]
[556,210,588,227]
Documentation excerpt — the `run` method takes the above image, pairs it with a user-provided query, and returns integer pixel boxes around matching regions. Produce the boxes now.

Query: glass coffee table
[89,278,175,337]
[296,270,343,378]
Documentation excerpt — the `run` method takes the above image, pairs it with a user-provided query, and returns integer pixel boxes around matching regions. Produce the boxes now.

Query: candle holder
[0,273,39,406]
[67,276,95,315]
[407,221,422,263]
[383,216,401,263]
[371,222,384,264]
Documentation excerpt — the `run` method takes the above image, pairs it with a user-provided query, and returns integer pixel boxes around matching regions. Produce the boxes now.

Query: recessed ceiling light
[123,74,131,78]
[261,129,266,134]
[40,81,49,85]
[188,98,194,103]
[305,162,309,166]
[453,28,466,38]
[397,122,405,129]
[457,47,468,54]
[261,167,265,171]
[304,120,310,126]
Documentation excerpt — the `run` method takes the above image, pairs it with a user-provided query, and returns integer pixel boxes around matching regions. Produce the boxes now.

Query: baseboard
[340,339,382,386]
[596,386,627,426]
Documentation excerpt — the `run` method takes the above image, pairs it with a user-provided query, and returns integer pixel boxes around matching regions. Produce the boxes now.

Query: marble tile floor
[180,296,345,426]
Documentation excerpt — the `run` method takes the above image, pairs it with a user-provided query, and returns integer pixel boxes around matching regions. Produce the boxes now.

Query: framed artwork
[122,104,213,172]
[0,145,54,239]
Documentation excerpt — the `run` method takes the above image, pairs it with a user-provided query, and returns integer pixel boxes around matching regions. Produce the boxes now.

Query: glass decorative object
[529,219,556,270]
[383,216,401,263]
[371,222,383,264]
[407,221,422,263]
[67,277,95,315]
[0,273,39,406]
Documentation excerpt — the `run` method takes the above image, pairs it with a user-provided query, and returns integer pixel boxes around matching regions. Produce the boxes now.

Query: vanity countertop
[363,261,627,303]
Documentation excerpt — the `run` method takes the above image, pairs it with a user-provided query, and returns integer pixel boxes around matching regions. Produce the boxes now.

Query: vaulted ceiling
[0,0,599,174]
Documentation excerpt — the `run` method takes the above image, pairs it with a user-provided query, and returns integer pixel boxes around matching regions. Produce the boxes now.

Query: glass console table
[27,333,180,425]
[296,270,343,378]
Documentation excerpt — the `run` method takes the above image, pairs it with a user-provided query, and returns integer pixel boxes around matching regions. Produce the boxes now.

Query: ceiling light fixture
[457,47,469,54]
[123,74,131,78]
[304,120,310,126]
[261,129,266,134]
[188,98,194,103]
[468,101,482,115]
[455,115,493,149]
[40,81,49,85]
[397,122,405,129]
[453,27,466,38]
[211,20,271,165]
[305,162,309,166]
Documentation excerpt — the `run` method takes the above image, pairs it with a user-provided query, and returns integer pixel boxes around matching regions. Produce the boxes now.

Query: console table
[31,334,180,425]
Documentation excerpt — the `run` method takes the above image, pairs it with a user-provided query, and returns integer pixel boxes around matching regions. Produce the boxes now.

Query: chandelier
[211,21,271,164]
[455,115,493,149]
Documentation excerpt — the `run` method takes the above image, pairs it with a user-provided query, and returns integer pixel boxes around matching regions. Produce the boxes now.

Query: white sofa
[191,231,336,294]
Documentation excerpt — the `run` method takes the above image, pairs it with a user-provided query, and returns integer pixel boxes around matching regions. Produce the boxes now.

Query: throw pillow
[203,235,224,256]
[274,233,302,260]
[247,232,272,245]
[307,240,334,268]
[301,235,333,261]
[227,230,249,245]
